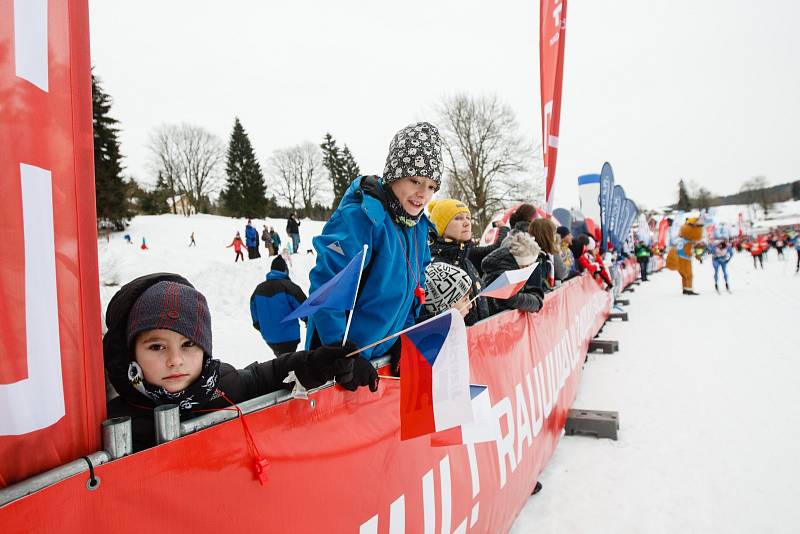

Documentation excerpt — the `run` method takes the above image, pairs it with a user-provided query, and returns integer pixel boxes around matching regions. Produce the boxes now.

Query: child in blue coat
[250,256,307,356]
[306,122,441,384]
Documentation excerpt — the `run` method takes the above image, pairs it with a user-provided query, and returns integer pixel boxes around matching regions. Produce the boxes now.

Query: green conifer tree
[676,179,692,211]
[92,74,131,229]
[321,133,360,208]
[220,118,267,217]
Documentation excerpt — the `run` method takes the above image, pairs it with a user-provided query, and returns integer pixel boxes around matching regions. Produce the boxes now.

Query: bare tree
[740,176,772,217]
[437,93,542,230]
[148,123,225,215]
[270,142,328,216]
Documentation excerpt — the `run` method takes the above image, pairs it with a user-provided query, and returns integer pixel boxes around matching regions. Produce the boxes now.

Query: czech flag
[429,384,499,446]
[478,262,538,299]
[399,309,472,441]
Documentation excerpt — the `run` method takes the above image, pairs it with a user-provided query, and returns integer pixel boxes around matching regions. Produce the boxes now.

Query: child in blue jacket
[306,122,441,384]
[250,256,307,356]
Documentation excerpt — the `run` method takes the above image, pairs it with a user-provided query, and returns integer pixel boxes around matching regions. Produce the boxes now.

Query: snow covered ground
[99,213,800,533]
[510,250,800,533]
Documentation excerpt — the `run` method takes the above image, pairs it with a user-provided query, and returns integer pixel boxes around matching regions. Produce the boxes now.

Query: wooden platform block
[615,298,630,306]
[588,339,618,354]
[565,409,619,440]
[608,311,628,322]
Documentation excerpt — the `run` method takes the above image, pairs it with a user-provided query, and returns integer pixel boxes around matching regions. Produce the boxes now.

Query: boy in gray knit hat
[104,274,378,451]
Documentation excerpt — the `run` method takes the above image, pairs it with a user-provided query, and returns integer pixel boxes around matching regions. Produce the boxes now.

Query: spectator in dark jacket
[286,214,301,254]
[427,198,509,326]
[269,227,282,255]
[103,273,373,452]
[250,256,307,356]
[481,232,544,315]
[245,219,260,259]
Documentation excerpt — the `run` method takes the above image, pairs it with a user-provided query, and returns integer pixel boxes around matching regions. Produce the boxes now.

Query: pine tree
[341,144,360,194]
[92,74,131,229]
[220,118,267,217]
[676,179,692,211]
[320,133,360,209]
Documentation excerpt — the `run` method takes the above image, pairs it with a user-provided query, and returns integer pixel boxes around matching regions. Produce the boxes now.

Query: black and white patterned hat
[423,262,472,315]
[383,122,443,189]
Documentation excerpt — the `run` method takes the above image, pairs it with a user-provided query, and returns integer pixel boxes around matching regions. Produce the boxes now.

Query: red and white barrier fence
[1,275,610,532]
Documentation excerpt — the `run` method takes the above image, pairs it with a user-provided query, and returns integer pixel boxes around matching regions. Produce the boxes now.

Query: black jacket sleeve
[221,360,291,402]
[468,226,510,276]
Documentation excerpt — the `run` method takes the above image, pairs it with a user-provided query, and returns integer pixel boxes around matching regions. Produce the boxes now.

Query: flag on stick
[429,384,499,446]
[282,246,366,322]
[477,262,538,300]
[399,309,472,441]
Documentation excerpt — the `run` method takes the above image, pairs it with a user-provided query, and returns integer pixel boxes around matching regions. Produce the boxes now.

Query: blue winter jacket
[250,271,307,344]
[306,176,432,360]
[245,224,259,247]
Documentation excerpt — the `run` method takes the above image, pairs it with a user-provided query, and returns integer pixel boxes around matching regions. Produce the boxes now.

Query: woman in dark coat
[427,199,509,326]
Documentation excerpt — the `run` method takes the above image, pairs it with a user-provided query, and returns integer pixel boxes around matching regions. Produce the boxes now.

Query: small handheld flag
[399,309,472,441]
[478,262,538,300]
[430,385,499,447]
[282,246,366,323]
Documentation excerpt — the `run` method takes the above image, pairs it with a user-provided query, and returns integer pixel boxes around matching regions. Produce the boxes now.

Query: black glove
[387,338,402,377]
[337,355,379,393]
[279,343,356,389]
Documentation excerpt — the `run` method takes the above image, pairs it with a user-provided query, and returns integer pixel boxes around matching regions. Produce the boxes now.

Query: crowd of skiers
[103,120,798,453]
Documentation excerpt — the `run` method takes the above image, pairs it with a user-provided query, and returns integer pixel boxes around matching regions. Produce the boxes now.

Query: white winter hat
[587,237,596,251]
[503,232,541,267]
[423,263,472,315]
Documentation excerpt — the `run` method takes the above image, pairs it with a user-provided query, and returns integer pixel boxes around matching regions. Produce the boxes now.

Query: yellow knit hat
[427,199,470,236]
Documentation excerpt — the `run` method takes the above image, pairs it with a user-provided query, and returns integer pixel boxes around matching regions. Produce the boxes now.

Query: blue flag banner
[282,248,365,322]
[598,163,615,252]
[608,185,625,251]
[617,199,639,250]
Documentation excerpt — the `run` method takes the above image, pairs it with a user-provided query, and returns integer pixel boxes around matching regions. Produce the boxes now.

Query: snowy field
[511,250,800,533]
[99,213,800,533]
[98,214,326,366]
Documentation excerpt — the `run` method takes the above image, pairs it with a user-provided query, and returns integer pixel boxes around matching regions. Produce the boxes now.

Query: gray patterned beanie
[383,122,443,189]
[126,281,212,356]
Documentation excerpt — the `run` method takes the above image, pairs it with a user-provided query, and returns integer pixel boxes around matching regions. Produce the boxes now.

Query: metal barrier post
[154,404,180,444]
[101,417,132,459]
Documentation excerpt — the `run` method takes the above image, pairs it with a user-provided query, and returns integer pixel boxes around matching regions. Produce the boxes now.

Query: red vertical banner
[0,0,105,487]
[540,0,567,211]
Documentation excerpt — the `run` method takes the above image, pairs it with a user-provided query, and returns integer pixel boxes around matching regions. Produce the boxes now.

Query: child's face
[389,176,437,216]
[134,329,204,393]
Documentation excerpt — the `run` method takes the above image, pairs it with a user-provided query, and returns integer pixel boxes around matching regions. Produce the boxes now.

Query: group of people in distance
[102,121,613,452]
[227,220,287,262]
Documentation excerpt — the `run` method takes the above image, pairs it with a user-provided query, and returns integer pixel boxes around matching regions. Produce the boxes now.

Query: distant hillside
[707,180,800,207]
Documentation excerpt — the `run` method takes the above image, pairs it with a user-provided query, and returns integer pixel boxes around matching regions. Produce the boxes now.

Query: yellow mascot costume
[665,217,704,295]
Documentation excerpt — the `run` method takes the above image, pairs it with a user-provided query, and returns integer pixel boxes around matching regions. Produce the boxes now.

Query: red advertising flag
[540,0,568,210]
[0,0,105,487]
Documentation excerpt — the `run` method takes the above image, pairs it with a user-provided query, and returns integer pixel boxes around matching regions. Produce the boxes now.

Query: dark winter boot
[683,289,699,296]
[725,282,731,293]
[532,481,543,495]
[715,283,720,294]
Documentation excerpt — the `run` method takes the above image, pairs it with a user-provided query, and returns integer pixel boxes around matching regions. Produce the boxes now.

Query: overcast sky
[88,0,800,211]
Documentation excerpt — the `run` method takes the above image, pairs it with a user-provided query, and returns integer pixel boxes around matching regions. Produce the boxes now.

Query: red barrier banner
[0,275,610,532]
[0,0,105,487]
[539,0,568,210]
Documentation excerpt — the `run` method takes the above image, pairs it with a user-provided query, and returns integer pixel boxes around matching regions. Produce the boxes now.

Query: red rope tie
[220,392,270,486]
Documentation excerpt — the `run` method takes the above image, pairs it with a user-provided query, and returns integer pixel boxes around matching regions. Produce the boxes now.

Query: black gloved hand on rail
[337,355,379,393]
[279,343,356,389]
